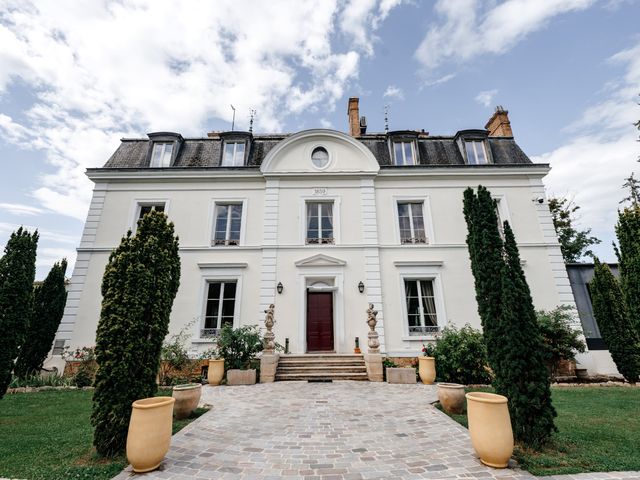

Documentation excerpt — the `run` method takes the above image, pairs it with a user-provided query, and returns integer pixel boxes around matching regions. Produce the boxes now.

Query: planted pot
[466,392,514,468]
[437,383,465,414]
[418,356,436,384]
[227,368,256,385]
[207,359,224,385]
[172,383,202,420]
[126,396,175,473]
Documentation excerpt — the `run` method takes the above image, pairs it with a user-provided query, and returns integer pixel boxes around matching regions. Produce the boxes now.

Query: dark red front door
[307,292,334,352]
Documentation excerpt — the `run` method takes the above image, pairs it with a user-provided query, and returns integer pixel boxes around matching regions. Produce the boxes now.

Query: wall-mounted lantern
[358,281,365,293]
[277,282,284,294]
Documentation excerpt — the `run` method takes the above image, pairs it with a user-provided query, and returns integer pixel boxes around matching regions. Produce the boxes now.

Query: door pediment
[295,253,346,267]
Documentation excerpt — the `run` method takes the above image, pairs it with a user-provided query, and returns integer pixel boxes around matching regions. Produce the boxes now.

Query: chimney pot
[485,106,513,137]
[348,97,360,136]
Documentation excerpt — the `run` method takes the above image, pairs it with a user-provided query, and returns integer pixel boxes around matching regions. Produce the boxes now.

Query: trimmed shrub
[0,227,39,399]
[536,306,586,376]
[15,259,68,378]
[215,324,263,370]
[91,211,180,456]
[432,325,491,385]
[590,259,640,383]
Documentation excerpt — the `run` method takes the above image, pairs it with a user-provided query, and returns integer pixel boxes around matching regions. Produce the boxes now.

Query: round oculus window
[311,146,329,168]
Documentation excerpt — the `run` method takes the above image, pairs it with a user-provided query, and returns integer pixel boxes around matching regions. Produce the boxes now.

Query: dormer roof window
[454,129,492,165]
[146,132,183,168]
[219,131,252,167]
[465,140,488,165]
[388,131,419,166]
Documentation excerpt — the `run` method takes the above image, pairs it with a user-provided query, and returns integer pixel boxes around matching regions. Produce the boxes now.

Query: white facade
[53,124,599,370]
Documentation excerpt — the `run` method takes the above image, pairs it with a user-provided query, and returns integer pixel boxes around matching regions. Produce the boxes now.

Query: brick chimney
[485,105,513,137]
[348,97,360,136]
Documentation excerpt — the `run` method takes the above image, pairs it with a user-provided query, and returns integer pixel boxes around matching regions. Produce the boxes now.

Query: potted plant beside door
[418,343,436,384]
[216,324,263,385]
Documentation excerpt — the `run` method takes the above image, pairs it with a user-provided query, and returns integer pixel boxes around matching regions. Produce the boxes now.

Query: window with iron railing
[405,279,439,336]
[213,203,242,246]
[306,202,334,245]
[397,202,427,244]
[202,281,236,337]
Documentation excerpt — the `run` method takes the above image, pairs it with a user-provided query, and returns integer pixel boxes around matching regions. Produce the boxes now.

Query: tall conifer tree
[15,259,68,378]
[614,205,640,333]
[590,259,640,383]
[464,187,556,445]
[496,222,556,444]
[92,211,180,456]
[0,227,39,398]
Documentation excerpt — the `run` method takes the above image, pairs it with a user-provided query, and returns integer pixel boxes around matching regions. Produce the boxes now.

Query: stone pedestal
[260,354,279,383]
[364,353,383,382]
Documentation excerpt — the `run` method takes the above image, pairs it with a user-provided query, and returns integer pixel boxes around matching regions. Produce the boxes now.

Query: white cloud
[415,0,596,70]
[383,85,404,100]
[0,203,44,216]
[536,41,640,261]
[0,0,401,221]
[422,73,456,88]
[475,89,498,107]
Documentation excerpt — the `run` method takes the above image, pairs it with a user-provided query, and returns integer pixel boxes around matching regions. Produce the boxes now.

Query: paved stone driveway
[114,381,538,480]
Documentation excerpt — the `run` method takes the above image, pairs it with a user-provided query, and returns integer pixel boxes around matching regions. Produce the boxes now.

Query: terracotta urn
[437,383,465,414]
[126,396,175,473]
[466,392,514,468]
[172,383,202,419]
[418,356,436,384]
[226,368,256,385]
[207,359,224,385]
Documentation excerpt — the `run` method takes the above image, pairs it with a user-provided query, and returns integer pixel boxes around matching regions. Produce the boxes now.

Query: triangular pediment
[295,253,346,267]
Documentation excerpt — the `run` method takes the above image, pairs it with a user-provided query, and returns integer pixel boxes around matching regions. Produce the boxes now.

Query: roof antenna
[230,104,236,131]
[249,109,256,133]
[384,104,389,134]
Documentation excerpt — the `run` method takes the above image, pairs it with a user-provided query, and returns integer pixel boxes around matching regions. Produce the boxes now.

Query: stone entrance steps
[276,354,368,381]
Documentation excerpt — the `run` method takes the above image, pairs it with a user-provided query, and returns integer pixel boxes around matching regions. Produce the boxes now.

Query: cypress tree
[614,205,640,333]
[495,222,556,445]
[15,259,68,378]
[462,186,504,368]
[0,227,39,398]
[92,211,180,456]
[590,259,640,384]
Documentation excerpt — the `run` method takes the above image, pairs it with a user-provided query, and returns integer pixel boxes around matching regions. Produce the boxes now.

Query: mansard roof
[103,131,532,169]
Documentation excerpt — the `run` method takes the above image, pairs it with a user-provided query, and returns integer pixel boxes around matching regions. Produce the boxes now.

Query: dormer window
[146,132,183,167]
[388,131,419,166]
[393,141,416,165]
[465,140,488,165]
[150,142,173,167]
[222,141,246,166]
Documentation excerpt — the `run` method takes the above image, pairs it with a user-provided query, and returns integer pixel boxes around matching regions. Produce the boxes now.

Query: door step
[276,354,368,382]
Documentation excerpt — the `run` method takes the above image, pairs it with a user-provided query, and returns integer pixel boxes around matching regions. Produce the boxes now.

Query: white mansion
[52,98,615,375]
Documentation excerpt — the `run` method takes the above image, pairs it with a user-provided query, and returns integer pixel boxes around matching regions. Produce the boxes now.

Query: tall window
[397,202,427,244]
[222,141,246,166]
[150,142,173,167]
[138,203,165,221]
[393,141,415,165]
[202,281,236,337]
[465,140,488,164]
[405,279,438,335]
[306,202,334,244]
[213,204,242,246]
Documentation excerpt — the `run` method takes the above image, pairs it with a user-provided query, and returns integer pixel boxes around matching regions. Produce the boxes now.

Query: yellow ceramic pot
[126,396,175,473]
[207,359,224,385]
[172,383,202,420]
[418,356,436,384]
[466,392,514,468]
[437,383,465,414]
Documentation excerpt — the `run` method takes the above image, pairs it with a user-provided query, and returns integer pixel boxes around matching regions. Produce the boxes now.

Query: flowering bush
[63,346,97,387]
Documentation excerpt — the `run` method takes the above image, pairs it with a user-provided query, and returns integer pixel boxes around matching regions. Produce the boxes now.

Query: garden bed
[437,385,640,476]
[0,389,208,480]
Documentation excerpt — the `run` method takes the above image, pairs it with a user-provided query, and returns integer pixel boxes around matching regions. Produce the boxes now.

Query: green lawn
[0,389,208,480]
[438,386,640,476]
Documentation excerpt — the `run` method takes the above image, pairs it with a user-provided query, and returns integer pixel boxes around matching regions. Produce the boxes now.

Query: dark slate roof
[102,132,532,169]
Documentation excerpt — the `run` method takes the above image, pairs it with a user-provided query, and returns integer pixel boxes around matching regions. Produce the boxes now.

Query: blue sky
[0,0,638,278]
